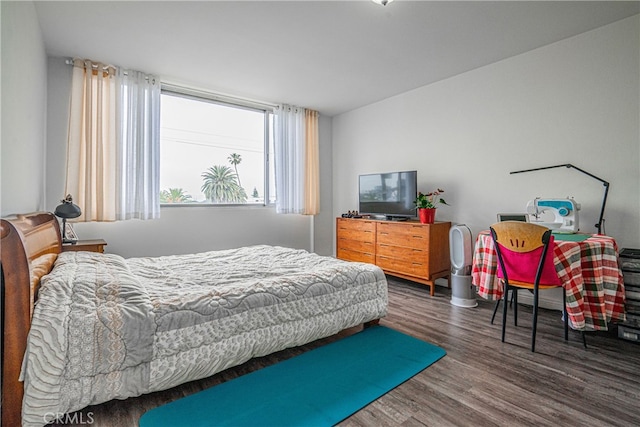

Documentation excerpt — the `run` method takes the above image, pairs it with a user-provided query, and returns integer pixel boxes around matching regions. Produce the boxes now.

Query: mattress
[21,245,388,426]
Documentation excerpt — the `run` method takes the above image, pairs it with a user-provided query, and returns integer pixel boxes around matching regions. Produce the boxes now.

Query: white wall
[45,57,71,209]
[1,1,47,215]
[66,206,313,258]
[45,58,333,258]
[314,114,334,256]
[333,15,640,251]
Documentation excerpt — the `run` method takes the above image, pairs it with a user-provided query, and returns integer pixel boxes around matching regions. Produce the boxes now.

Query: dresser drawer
[338,248,376,264]
[337,238,375,255]
[376,243,427,262]
[377,224,428,249]
[338,228,375,243]
[376,255,429,277]
[337,220,376,242]
[337,218,376,233]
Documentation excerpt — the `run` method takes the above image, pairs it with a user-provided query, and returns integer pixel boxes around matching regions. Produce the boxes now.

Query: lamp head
[54,194,82,219]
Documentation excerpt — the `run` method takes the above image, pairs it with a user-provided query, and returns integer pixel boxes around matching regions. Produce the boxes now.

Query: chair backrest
[490,221,561,286]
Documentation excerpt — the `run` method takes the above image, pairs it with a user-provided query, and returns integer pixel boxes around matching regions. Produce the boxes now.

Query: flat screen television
[359,170,418,220]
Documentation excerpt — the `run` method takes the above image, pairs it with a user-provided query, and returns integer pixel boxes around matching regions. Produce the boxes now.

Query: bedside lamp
[54,194,82,243]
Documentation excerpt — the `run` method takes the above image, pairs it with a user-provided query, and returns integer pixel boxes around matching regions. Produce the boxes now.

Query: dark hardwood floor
[60,277,639,427]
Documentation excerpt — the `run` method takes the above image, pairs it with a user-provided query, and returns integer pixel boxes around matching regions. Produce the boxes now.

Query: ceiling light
[372,0,394,6]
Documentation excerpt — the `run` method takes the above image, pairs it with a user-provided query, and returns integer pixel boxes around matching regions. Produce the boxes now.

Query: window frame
[159,84,275,208]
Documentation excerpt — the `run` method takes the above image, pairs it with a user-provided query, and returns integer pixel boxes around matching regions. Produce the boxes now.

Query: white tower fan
[449,224,477,308]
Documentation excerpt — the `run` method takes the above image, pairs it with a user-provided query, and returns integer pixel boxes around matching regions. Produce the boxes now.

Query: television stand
[336,218,452,296]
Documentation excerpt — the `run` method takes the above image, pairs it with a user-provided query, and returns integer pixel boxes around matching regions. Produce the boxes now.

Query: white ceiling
[35,1,639,116]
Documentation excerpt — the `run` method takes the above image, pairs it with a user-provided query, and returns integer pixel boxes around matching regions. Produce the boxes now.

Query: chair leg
[501,284,509,343]
[513,289,518,327]
[491,299,501,324]
[492,290,516,324]
[563,288,568,341]
[531,286,539,352]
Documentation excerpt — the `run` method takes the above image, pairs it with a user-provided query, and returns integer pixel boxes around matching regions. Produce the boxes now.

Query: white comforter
[21,245,388,426]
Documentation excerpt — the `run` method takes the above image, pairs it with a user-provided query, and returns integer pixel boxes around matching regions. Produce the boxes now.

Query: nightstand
[62,239,107,253]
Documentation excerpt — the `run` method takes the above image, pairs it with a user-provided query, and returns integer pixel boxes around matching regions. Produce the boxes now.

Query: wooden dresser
[336,217,451,296]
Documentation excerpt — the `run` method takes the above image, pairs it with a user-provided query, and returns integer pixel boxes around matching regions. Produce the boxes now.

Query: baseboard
[434,279,563,312]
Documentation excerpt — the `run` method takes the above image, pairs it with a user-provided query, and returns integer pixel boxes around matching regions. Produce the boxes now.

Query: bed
[1,212,388,427]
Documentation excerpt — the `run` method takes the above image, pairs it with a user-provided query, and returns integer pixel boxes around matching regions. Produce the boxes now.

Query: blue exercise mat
[139,326,446,427]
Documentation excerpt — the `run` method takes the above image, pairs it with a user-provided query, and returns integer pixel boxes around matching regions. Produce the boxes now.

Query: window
[159,89,274,205]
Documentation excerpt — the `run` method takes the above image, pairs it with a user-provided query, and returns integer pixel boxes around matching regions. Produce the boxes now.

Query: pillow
[29,253,58,316]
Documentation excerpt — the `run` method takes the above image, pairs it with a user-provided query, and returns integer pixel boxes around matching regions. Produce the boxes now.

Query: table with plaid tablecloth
[471,231,626,331]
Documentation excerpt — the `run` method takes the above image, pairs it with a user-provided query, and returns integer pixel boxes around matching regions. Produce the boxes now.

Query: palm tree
[227,153,242,187]
[160,188,193,203]
[201,165,247,203]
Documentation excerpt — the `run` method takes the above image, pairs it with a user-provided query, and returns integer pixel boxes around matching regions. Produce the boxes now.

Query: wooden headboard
[1,212,61,426]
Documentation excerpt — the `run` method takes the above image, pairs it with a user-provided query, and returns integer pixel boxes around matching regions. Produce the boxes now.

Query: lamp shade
[54,194,82,219]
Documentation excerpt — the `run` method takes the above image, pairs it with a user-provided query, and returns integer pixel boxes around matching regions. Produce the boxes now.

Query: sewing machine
[526,197,581,233]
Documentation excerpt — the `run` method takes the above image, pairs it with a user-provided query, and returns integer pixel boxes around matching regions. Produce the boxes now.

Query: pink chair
[490,221,576,352]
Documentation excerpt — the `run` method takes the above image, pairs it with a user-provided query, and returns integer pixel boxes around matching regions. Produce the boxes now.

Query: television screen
[359,171,417,219]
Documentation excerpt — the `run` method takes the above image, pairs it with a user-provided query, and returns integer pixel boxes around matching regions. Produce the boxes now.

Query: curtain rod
[161,82,278,112]
[65,58,157,82]
[65,58,115,70]
[65,58,277,111]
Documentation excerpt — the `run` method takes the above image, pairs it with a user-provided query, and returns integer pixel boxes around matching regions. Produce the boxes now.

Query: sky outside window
[160,93,266,204]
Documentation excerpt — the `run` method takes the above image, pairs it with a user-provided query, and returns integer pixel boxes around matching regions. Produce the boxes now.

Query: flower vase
[418,208,436,224]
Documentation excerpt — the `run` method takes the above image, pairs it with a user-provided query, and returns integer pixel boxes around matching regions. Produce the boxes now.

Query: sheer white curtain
[273,105,320,215]
[65,59,117,221]
[273,105,306,214]
[65,58,160,222]
[115,69,161,220]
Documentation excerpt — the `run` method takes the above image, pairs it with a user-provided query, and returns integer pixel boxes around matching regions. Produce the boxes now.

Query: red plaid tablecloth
[471,231,626,331]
